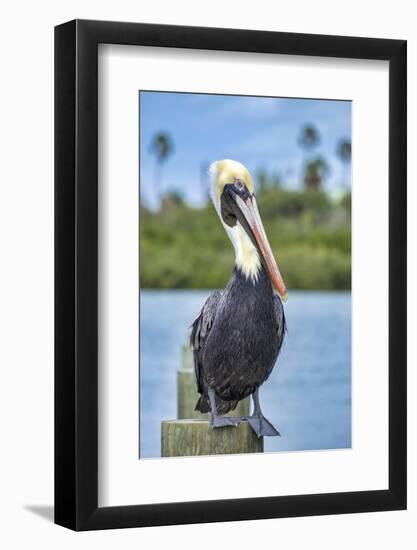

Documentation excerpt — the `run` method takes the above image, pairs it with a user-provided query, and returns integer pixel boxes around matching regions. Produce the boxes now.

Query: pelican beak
[233,193,288,301]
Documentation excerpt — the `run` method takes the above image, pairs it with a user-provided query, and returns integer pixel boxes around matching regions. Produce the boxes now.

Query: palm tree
[303,156,329,191]
[298,125,321,151]
[336,139,352,189]
[298,125,321,189]
[149,132,174,200]
[337,139,351,163]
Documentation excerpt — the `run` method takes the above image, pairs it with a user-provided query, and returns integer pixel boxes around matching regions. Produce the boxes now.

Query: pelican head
[209,159,287,301]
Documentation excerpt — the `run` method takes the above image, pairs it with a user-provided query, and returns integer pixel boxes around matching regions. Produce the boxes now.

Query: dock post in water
[161,419,263,457]
[177,345,250,420]
[160,345,258,458]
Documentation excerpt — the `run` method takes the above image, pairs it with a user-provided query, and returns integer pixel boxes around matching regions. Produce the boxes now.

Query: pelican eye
[234,179,245,191]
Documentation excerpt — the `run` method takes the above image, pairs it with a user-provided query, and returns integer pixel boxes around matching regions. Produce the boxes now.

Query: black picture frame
[55,19,407,531]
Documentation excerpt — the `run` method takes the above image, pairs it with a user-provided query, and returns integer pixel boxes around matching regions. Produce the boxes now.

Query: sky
[140,91,351,208]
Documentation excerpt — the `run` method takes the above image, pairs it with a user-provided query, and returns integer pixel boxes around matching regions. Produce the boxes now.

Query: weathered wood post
[177,346,202,419]
[161,419,263,457]
[161,345,259,457]
[177,345,250,419]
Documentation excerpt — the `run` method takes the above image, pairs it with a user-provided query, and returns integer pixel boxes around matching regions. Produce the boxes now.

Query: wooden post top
[161,418,263,457]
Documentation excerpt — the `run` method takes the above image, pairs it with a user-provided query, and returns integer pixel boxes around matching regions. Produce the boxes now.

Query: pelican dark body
[190,160,288,437]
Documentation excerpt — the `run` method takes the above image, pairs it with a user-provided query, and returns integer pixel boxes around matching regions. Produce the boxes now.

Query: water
[140,290,351,458]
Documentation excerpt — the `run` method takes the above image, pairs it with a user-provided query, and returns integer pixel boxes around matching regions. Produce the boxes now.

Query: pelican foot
[242,415,280,438]
[210,415,241,429]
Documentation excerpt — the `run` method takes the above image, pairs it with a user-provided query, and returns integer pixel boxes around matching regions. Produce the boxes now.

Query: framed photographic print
[55,19,407,530]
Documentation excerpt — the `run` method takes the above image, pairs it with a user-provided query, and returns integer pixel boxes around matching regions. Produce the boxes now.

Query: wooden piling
[161,419,263,457]
[177,346,250,419]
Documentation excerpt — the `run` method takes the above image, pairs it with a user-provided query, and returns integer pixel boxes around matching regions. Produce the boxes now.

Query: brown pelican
[190,160,287,438]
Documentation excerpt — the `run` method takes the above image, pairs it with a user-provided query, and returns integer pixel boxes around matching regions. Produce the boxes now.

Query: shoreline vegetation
[140,186,351,291]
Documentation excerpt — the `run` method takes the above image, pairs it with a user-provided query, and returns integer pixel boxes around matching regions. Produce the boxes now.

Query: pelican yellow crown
[210,159,255,202]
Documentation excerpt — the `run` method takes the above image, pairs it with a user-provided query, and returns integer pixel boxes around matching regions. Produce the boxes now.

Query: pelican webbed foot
[241,414,280,438]
[210,415,241,429]
[208,388,240,429]
[242,387,281,438]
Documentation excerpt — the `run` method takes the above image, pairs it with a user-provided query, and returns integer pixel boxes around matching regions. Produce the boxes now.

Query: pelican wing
[260,294,287,383]
[190,290,222,393]
[274,294,287,352]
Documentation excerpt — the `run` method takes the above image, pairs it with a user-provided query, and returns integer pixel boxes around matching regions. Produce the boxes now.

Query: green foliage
[140,187,351,291]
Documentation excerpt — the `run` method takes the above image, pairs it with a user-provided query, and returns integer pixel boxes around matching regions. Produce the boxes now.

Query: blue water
[140,290,351,458]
